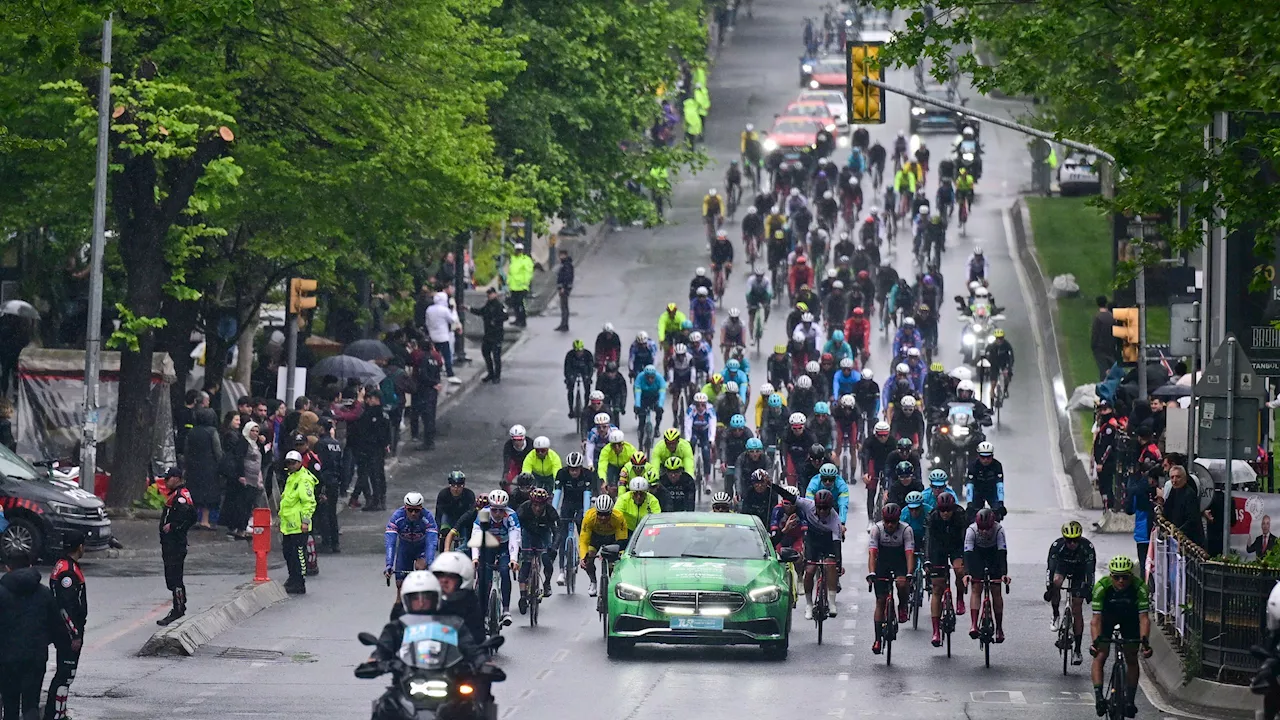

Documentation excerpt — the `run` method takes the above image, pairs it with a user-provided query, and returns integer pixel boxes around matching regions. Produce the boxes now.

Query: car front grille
[649,590,745,615]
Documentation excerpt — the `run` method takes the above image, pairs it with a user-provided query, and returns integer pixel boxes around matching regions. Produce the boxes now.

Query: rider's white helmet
[790,188,800,197]
[907,347,921,357]
[903,317,916,326]
[400,570,442,599]
[708,188,718,196]
[488,490,510,508]
[861,368,874,380]
[760,382,775,395]
[789,412,807,425]
[957,380,976,394]
[509,424,526,439]
[797,375,812,389]
[697,286,709,297]
[901,396,917,408]
[594,412,611,425]
[594,494,615,513]
[977,441,995,455]
[696,267,707,277]
[533,436,551,450]
[628,477,650,492]
[608,429,624,444]
[403,492,425,508]
[429,552,476,589]
[896,363,909,374]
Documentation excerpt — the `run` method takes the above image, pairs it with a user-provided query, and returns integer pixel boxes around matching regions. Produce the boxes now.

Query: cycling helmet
[696,286,709,297]
[747,206,758,215]
[516,472,535,487]
[589,390,605,402]
[907,347,920,358]
[1061,521,1083,540]
[903,316,916,327]
[977,441,994,456]
[727,359,741,372]
[936,493,958,511]
[628,477,650,492]
[746,438,764,451]
[832,280,844,289]
[928,469,948,487]
[874,421,890,435]
[806,360,820,373]
[663,428,681,443]
[760,382,775,396]
[801,312,814,323]
[974,507,997,531]
[882,503,902,523]
[839,357,854,369]
[564,451,585,469]
[674,343,688,355]
[901,396,917,409]
[896,363,909,374]
[813,489,835,509]
[400,571,442,611]
[447,471,467,486]
[929,362,945,372]
[789,412,807,426]
[814,402,830,415]
[573,339,585,350]
[637,331,650,342]
[823,190,834,200]
[839,395,855,409]
[745,122,754,131]
[896,437,913,450]
[509,424,526,440]
[696,266,707,277]
[725,381,739,393]
[974,287,990,298]
[729,307,741,318]
[809,443,827,460]
[429,552,476,589]
[919,206,931,217]
[852,306,866,317]
[630,451,648,466]
[861,368,874,381]
[475,496,490,509]
[711,491,734,509]
[827,268,838,279]
[682,320,694,329]
[748,469,770,485]
[594,495,615,513]
[796,375,812,389]
[973,246,984,255]
[533,436,551,450]
[663,456,683,471]
[593,412,611,426]
[603,322,615,333]
[690,331,703,343]
[606,361,619,372]
[729,414,747,429]
[530,488,550,504]
[1108,556,1133,575]
[819,463,839,478]
[488,490,510,509]
[790,187,800,197]
[608,429,625,444]
[404,492,425,508]
[711,373,724,384]
[905,491,924,508]
[768,394,783,408]
[895,460,914,477]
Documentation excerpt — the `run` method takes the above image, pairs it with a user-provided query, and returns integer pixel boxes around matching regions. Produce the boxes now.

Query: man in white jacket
[425,292,459,380]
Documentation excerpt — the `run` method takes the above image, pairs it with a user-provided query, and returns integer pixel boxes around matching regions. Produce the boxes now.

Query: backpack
[392,366,418,396]
[379,375,401,409]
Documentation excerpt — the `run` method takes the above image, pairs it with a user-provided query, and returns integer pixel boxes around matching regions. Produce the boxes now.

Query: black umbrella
[1152,383,1190,400]
[311,355,385,384]
[343,339,394,361]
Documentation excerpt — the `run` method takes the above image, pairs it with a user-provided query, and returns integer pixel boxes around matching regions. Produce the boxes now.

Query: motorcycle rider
[430,552,486,650]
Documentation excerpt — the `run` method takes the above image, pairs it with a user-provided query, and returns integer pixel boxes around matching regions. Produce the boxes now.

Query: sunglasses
[405,508,423,515]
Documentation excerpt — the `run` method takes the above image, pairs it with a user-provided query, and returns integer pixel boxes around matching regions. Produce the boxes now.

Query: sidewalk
[1142,626,1254,719]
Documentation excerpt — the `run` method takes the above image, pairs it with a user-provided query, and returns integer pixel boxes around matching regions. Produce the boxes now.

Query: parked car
[1058,154,1102,195]
[0,443,113,560]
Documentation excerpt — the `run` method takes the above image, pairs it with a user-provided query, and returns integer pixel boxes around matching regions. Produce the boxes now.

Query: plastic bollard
[251,507,272,582]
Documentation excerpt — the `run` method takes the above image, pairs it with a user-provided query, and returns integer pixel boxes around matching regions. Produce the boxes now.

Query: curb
[1141,626,1254,719]
[138,580,288,657]
[1006,198,1100,510]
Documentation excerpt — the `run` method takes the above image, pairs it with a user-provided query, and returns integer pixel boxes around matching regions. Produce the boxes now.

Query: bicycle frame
[809,558,839,644]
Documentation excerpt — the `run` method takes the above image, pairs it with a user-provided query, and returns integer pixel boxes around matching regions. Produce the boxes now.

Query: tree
[878,0,1280,262]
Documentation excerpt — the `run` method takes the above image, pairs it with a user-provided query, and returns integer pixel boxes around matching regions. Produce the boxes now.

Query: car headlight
[962,334,975,346]
[763,138,778,152]
[825,123,836,132]
[911,107,926,116]
[802,64,813,73]
[809,80,820,89]
[837,135,850,148]
[748,585,781,603]
[48,501,78,516]
[615,582,647,601]
[408,678,449,699]
[962,152,974,162]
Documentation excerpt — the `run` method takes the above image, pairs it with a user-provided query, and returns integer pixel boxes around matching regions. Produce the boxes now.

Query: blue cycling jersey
[471,509,522,560]
[722,368,749,401]
[804,475,849,524]
[385,507,440,572]
[634,373,668,408]
[831,369,860,399]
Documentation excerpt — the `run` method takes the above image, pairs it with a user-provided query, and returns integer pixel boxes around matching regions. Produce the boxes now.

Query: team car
[797,89,848,127]
[1057,153,1102,195]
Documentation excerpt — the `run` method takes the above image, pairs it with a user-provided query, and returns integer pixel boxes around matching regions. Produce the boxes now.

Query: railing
[1152,516,1280,682]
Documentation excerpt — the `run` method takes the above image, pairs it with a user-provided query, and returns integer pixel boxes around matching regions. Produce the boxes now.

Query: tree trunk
[160,298,200,418]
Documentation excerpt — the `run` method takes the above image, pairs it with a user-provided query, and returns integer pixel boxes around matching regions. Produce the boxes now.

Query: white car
[797,89,847,127]
[1058,155,1101,196]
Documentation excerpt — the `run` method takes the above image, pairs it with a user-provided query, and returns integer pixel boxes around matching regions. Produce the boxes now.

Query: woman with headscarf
[220,419,263,539]
[183,407,223,529]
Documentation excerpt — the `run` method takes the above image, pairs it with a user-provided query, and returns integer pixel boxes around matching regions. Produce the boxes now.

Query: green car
[602,511,798,659]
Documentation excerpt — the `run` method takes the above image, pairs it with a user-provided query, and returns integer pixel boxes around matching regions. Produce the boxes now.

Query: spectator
[217,412,246,536]
[349,385,391,512]
[282,396,311,440]
[461,249,476,289]
[1250,515,1277,559]
[1162,465,1204,547]
[378,358,406,456]
[0,551,66,720]
[278,451,317,595]
[174,390,202,460]
[183,408,222,530]
[1127,467,1160,576]
[436,251,457,289]
[554,249,574,332]
[426,292,458,380]
[415,344,444,452]
[1090,296,1116,381]
[221,419,262,540]
[312,419,344,553]
[236,396,254,424]
[469,287,507,384]
[0,398,14,453]
[506,243,534,328]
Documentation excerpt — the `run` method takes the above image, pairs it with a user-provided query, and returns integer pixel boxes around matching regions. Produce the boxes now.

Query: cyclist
[965,441,1006,522]
[924,492,968,645]
[442,496,488,554]
[790,374,818,419]
[809,402,835,453]
[628,331,659,380]
[654,456,697,512]
[711,491,736,512]
[509,472,535,510]
[700,372,727,406]
[521,436,561,492]
[594,323,622,372]
[597,429,635,489]
[434,472,475,549]
[583,413,617,469]
[891,395,925,448]
[715,379,744,425]
[923,213,946,261]
[886,459,925,510]
[470,489,521,627]
[502,425,533,486]
[720,308,747,359]
[617,476,662,531]
[778,484,843,619]
[893,163,917,217]
[515,487,559,611]
[921,469,956,512]
[902,488,928,559]
[823,330,853,366]
[1047,520,1097,666]
[881,363,916,422]
[886,437,923,484]
[656,303,687,355]
[689,267,714,302]
[741,123,763,183]
[720,359,749,403]
[684,392,718,485]
[702,188,724,240]
[551,452,596,586]
[711,230,735,290]
[767,229,789,285]
[739,468,776,525]
[690,286,717,335]
[780,412,817,485]
[734,439,771,493]
[618,451,652,489]
[770,483,807,558]
[746,270,773,335]
[385,492,441,612]
[1090,556,1152,718]
[759,393,789,455]
[805,462,850,523]
[581,390,614,429]
[633,364,668,431]
[984,329,1015,394]
[893,316,923,361]
[963,507,1009,642]
[852,368,879,436]
[651,426,694,475]
[886,277,915,332]
[966,246,989,285]
[788,256,815,300]
[831,357,860,402]
[832,395,860,456]
[766,345,792,392]
[578,494,628,597]
[725,160,743,209]
[868,503,915,653]
[718,414,754,494]
[955,169,975,219]
[868,140,886,183]
[860,421,894,520]
[923,362,952,418]
[563,340,595,419]
[742,206,764,259]
[666,343,696,421]
[795,443,830,491]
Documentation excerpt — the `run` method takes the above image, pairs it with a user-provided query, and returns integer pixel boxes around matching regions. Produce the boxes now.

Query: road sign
[1194,334,1268,399]
[1194,396,1260,460]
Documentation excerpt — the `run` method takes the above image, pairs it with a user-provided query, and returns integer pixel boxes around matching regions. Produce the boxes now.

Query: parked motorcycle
[356,626,506,720]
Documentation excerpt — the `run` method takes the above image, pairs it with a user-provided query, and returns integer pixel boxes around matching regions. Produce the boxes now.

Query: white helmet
[429,551,476,589]
[509,424,526,439]
[957,379,976,394]
[839,357,854,369]
[781,485,799,497]
[589,390,605,402]
[789,412,807,425]
[403,492,425,508]
[901,396,917,408]
[628,477,650,492]
[805,360,820,373]
[1268,581,1280,631]
[848,177,859,186]
[826,268,838,278]
[896,363,909,374]
[977,441,995,456]
[488,489,510,508]
[898,130,906,138]
[789,187,800,197]
[907,347,920,357]
[594,412,611,425]
[728,307,740,318]
[801,312,814,323]
[833,280,844,289]
[533,436,551,450]
[747,206,758,214]
[690,331,703,343]
[974,247,984,256]
[693,392,709,403]
[920,206,931,217]
[839,394,856,408]
[603,322,615,332]
[903,316,916,326]
[969,280,982,291]
[697,286,709,296]
[874,421,891,434]
[792,329,805,343]
[796,375,812,389]
[594,494,615,513]
[725,381,739,393]
[760,382,775,396]
[974,287,990,298]
[823,191,834,200]
[696,267,707,277]
[675,343,688,355]
[400,570,442,603]
[861,368,874,380]
[608,429,625,444]
[637,330,649,342]
[708,188,718,197]
[745,123,755,132]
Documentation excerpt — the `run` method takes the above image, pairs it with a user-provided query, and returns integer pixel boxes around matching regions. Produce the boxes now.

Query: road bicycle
[767,445,784,484]
[713,263,728,306]
[727,183,741,218]
[958,193,970,235]
[559,513,581,595]
[837,431,854,481]
[1056,576,1076,675]
[992,366,1010,426]
[910,559,927,631]
[636,400,657,456]
[870,570,900,665]
[938,570,957,657]
[811,557,839,645]
[520,547,547,627]
[477,554,505,646]
[750,304,767,353]
[1099,626,1142,720]
[570,375,587,428]
[597,546,622,635]
[973,571,1010,668]
[744,232,760,268]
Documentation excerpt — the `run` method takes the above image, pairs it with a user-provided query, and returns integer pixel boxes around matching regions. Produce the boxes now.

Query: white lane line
[552,648,569,662]
[839,653,854,666]
[843,635,857,646]
[843,620,856,630]
[837,672,849,682]
[535,668,553,681]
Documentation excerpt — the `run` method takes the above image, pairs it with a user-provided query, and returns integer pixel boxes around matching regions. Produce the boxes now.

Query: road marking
[552,648,569,662]
[571,632,584,642]
[970,691,1027,704]
[843,620,856,630]
[843,635,857,646]
[839,653,853,666]
[83,603,171,653]
[535,668,553,680]
[837,672,849,682]
[826,709,846,718]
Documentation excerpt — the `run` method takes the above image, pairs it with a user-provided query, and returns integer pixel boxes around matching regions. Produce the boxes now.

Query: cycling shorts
[1052,567,1094,599]
[586,533,616,554]
[804,531,842,564]
[965,546,1002,582]
[873,551,909,597]
[927,546,964,571]
[1098,615,1142,645]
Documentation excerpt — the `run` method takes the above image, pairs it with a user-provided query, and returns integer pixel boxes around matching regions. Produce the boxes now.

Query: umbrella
[1152,383,1190,400]
[311,355,385,384]
[0,300,39,320]
[343,339,394,361]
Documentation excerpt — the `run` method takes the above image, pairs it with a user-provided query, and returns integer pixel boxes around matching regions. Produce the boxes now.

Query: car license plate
[670,617,724,631]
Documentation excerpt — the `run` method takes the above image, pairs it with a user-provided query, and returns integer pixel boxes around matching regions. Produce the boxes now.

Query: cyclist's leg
[497,554,513,611]
[518,551,533,598]
[1048,571,1065,618]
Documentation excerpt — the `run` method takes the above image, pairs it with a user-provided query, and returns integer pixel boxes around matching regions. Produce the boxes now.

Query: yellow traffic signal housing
[289,278,317,315]
[1112,307,1139,361]
[846,41,885,125]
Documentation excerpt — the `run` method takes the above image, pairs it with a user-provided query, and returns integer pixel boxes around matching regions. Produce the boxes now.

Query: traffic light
[1112,307,1139,361]
[289,278,317,315]
[846,41,885,125]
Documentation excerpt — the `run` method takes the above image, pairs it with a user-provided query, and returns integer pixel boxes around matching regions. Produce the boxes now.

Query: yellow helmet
[1061,521,1083,540]
[993,328,1005,338]
[663,428,681,443]
[1108,555,1134,575]
[664,456,683,471]
[774,344,787,354]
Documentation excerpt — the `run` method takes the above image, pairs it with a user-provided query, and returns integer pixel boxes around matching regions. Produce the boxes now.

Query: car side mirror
[601,544,622,559]
[778,547,801,563]
[357,632,379,646]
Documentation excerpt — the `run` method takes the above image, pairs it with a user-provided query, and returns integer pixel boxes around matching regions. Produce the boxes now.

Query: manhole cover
[218,647,284,661]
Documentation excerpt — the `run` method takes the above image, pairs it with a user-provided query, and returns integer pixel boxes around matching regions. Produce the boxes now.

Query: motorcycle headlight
[802,64,813,73]
[748,585,781,603]
[809,80,820,89]
[845,18,853,26]
[971,323,982,332]
[987,334,996,344]
[952,426,970,437]
[408,677,449,699]
[962,334,975,346]
[615,582,647,601]
[962,152,974,162]
[911,107,926,116]
[763,139,778,152]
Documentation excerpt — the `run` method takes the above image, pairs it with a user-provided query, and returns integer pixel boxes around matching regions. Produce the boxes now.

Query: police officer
[157,468,196,626]
[1092,399,1122,509]
[313,418,344,553]
[45,531,87,720]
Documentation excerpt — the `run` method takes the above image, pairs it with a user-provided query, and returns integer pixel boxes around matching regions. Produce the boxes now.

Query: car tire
[606,637,633,659]
[1,517,44,560]
[761,637,789,660]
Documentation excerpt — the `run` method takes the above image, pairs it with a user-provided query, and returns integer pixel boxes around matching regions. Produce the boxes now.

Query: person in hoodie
[425,291,460,380]
[0,551,67,720]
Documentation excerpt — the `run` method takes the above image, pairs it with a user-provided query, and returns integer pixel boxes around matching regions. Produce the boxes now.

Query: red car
[807,57,847,90]
[763,116,823,153]
[784,101,838,133]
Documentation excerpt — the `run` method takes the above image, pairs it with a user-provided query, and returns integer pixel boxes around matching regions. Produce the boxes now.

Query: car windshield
[813,59,845,74]
[0,443,39,481]
[801,92,843,105]
[772,120,816,135]
[787,104,827,117]
[630,522,768,559]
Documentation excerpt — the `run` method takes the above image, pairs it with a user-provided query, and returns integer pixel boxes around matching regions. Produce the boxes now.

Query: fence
[1151,517,1280,682]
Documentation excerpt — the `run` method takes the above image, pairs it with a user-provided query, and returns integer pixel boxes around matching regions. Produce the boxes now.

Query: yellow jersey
[579,508,629,557]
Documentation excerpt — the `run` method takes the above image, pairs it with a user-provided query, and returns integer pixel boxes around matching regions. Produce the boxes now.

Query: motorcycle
[356,626,506,720]
[957,308,1005,366]
[954,138,982,181]
[929,401,986,489]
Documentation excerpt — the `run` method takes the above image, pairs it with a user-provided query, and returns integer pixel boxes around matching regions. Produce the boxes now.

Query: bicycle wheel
[529,560,541,627]
[1107,653,1126,720]
[815,586,826,645]
[885,623,893,666]
[488,583,502,639]
[564,532,578,595]
[911,575,922,630]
